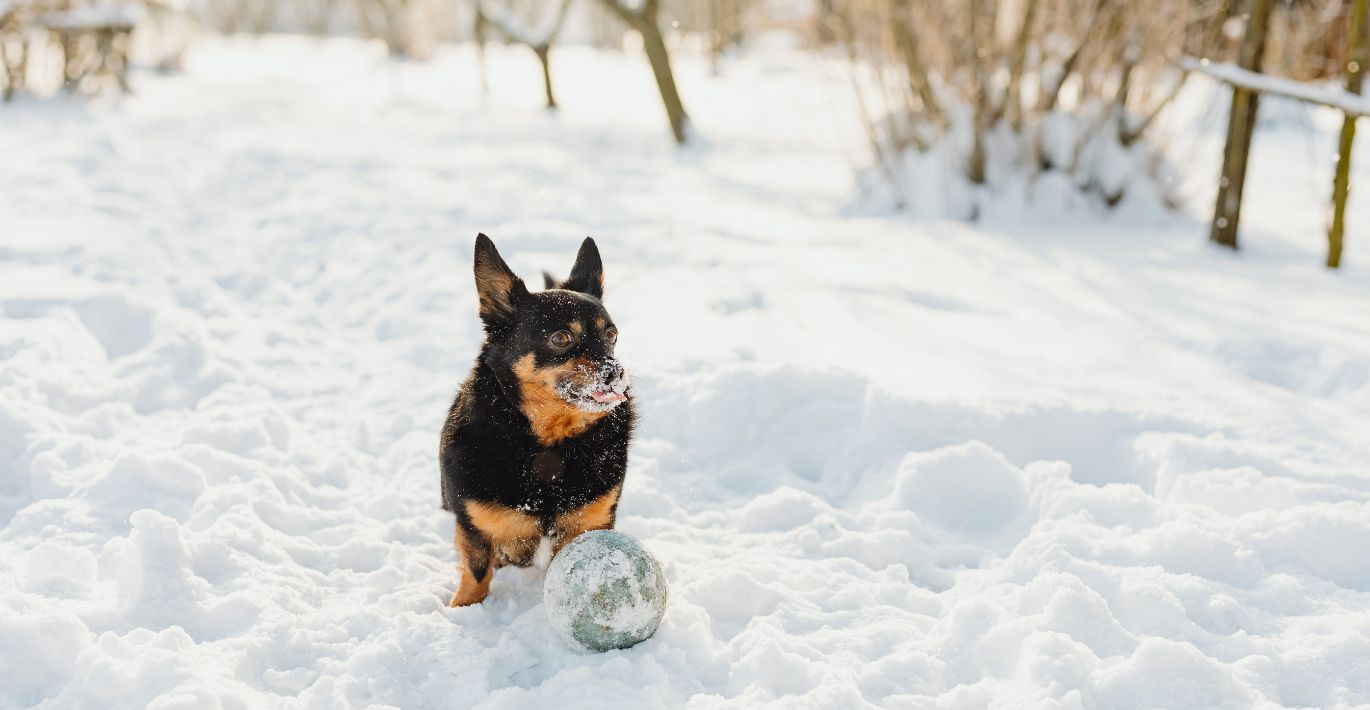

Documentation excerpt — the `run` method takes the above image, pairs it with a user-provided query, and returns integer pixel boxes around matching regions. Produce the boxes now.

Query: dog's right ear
[473,233,528,328]
[560,237,604,299]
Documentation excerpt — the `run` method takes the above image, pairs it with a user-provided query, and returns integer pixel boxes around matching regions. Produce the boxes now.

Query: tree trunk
[480,0,573,109]
[1041,0,1108,112]
[601,0,689,144]
[1003,0,1040,129]
[252,0,274,34]
[1210,0,1274,249]
[888,0,943,126]
[1,34,24,101]
[966,0,992,186]
[474,5,489,94]
[1328,0,1367,269]
[353,0,371,35]
[534,44,556,109]
[59,32,78,92]
[708,0,725,75]
[633,13,689,144]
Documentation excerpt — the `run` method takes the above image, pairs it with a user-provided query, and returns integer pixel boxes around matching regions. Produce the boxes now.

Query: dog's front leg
[450,524,494,607]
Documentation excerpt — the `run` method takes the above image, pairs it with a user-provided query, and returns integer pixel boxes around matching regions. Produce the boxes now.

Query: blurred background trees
[830,0,1208,212]
[1,0,1366,265]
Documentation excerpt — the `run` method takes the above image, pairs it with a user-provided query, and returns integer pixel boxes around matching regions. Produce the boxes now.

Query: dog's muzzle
[588,360,628,404]
[557,359,630,411]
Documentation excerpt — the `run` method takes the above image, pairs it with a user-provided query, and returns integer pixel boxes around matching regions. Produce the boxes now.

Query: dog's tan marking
[465,499,540,544]
[454,499,545,599]
[495,537,540,567]
[595,317,606,330]
[553,485,621,555]
[511,354,609,446]
[568,321,584,335]
[450,526,492,607]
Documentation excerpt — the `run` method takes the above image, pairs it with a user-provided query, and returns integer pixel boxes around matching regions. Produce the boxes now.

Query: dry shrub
[831,0,1230,216]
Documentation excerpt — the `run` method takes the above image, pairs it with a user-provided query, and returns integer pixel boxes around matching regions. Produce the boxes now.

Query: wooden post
[1210,0,1274,249]
[1329,0,1368,269]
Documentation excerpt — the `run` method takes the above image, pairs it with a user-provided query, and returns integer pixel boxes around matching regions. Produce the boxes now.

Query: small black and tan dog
[440,234,634,607]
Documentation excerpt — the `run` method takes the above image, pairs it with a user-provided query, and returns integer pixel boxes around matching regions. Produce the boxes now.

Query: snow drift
[2,36,1369,708]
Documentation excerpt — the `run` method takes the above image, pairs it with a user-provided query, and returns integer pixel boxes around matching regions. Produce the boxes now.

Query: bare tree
[703,0,751,74]
[1328,0,1367,268]
[476,0,576,109]
[1210,0,1275,249]
[599,0,689,144]
[1185,6,1369,267]
[886,0,942,128]
[295,0,341,34]
[1,4,28,101]
[354,0,436,58]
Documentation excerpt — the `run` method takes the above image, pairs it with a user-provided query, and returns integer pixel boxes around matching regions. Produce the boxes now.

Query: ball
[543,530,668,652]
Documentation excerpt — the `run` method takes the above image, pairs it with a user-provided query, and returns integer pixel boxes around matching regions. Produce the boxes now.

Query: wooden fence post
[1210,0,1275,249]
[1328,0,1368,269]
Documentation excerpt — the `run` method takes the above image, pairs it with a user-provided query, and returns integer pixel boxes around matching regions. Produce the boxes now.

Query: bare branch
[1178,57,1370,116]
[477,0,575,50]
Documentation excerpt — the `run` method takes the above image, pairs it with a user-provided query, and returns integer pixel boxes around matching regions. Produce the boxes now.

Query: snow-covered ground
[3,36,1370,709]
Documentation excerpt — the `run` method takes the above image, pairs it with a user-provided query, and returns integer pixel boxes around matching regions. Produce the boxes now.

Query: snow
[2,34,1370,708]
[555,361,630,411]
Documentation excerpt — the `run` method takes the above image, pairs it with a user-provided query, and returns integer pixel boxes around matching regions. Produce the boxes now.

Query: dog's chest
[508,447,597,515]
[470,447,622,568]
[530,450,564,483]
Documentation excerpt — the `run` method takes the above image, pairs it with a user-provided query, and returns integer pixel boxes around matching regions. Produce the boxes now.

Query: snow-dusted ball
[543,530,668,653]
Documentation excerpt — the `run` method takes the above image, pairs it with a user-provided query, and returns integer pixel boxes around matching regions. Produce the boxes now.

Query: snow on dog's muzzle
[558,359,630,412]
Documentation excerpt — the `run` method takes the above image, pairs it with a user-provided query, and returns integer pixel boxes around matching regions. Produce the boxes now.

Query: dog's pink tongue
[590,390,626,404]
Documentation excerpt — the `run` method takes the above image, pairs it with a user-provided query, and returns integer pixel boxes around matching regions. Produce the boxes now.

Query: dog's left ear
[473,233,529,327]
[559,237,604,299]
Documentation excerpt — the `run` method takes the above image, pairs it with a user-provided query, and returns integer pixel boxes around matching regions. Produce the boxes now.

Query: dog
[440,234,635,607]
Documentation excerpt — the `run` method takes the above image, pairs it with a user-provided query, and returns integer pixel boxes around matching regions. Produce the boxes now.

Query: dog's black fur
[439,234,634,607]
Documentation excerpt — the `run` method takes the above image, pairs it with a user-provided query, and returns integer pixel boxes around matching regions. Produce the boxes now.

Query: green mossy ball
[543,530,669,653]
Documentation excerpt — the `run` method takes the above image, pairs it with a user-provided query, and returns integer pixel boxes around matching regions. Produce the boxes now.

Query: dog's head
[473,234,630,424]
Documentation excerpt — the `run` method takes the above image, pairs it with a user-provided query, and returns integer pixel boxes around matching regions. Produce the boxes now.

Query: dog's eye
[604,327,618,345]
[549,330,574,349]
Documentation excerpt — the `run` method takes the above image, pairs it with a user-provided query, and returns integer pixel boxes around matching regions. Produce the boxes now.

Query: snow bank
[2,36,1369,708]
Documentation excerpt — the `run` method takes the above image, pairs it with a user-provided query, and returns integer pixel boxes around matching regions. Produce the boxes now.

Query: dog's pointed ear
[542,270,560,290]
[473,233,528,327]
[560,237,604,299]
